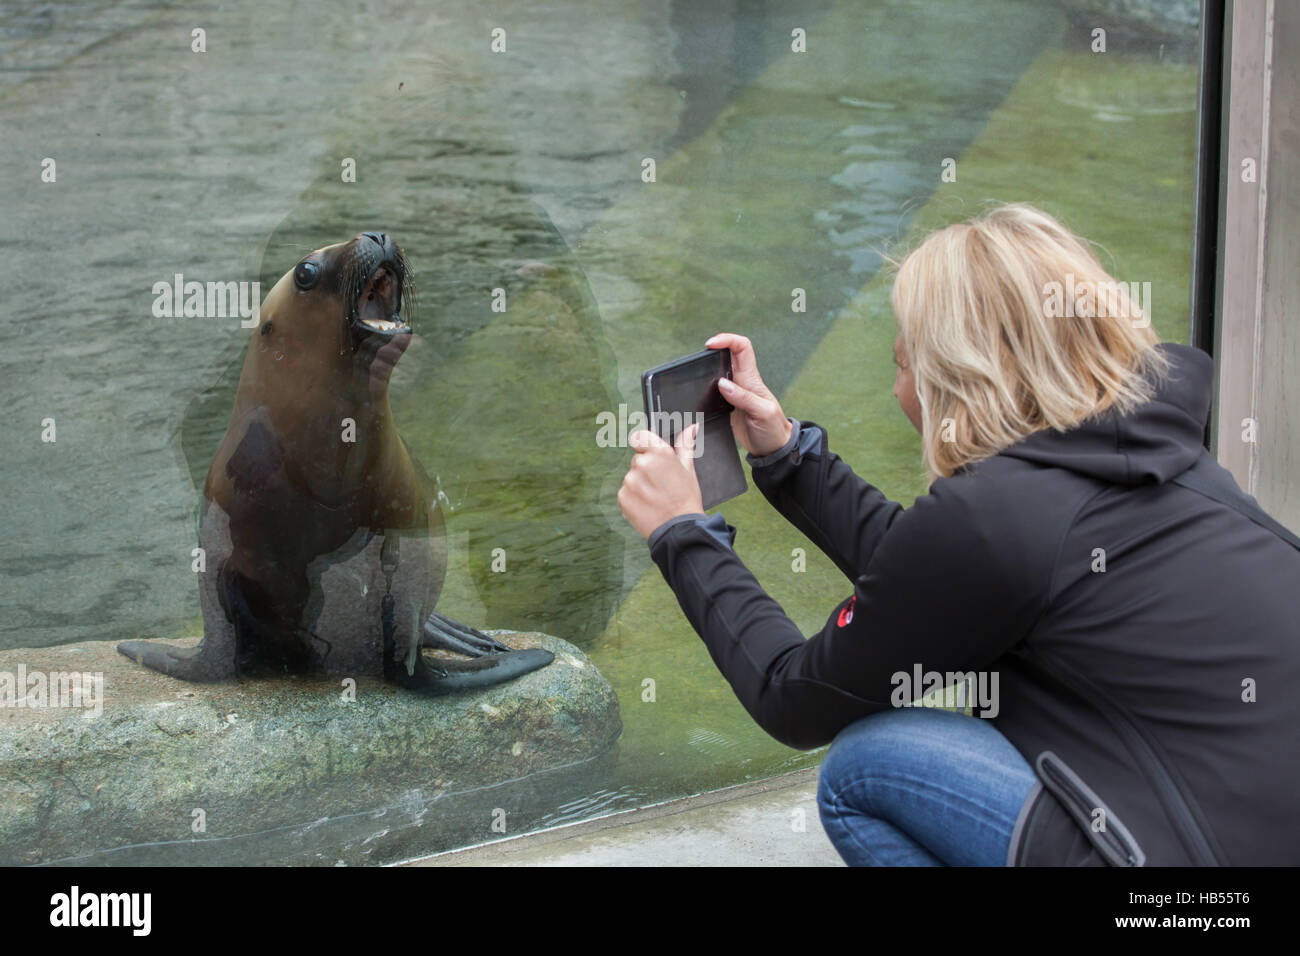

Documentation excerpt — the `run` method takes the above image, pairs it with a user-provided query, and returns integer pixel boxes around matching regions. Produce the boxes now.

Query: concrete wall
[1214,0,1300,530]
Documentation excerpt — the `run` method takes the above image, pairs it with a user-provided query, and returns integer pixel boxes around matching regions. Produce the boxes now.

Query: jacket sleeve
[648,440,1048,750]
[745,419,905,583]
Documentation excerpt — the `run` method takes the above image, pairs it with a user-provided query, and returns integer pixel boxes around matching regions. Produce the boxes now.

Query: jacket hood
[996,342,1213,485]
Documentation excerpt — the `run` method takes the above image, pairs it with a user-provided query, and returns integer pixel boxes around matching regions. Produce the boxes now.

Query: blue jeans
[817,707,1038,866]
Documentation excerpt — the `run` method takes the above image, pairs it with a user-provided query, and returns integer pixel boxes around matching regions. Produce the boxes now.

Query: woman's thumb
[675,422,700,472]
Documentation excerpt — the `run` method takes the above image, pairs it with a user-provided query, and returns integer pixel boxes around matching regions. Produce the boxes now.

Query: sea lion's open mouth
[354,262,410,336]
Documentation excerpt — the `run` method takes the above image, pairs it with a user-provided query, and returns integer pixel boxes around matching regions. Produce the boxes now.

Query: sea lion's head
[251,231,416,400]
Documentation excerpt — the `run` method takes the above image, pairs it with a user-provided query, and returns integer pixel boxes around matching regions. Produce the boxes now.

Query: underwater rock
[0,631,620,865]
[1058,0,1200,55]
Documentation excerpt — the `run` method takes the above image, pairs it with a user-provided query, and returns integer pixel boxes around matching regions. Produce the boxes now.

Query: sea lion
[119,231,554,692]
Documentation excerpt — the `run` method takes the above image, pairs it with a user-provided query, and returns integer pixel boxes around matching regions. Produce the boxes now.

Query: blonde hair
[887,202,1170,480]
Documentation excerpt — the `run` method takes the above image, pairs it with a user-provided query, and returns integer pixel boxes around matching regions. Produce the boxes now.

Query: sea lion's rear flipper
[414,609,554,691]
[421,609,513,657]
[116,638,237,682]
[401,648,556,695]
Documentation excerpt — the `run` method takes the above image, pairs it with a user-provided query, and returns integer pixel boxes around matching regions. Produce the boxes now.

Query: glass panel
[0,0,1201,864]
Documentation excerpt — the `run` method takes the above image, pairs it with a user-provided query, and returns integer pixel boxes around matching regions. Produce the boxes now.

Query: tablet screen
[649,351,732,442]
[642,348,748,508]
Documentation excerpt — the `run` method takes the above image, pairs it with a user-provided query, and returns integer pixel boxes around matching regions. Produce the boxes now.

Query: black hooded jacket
[648,343,1300,865]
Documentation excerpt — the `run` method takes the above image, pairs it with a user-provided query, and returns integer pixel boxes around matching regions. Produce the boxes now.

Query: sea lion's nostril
[363,232,386,248]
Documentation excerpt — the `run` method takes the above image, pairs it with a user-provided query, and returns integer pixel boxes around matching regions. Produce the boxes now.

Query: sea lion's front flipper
[116,638,237,682]
[401,647,556,695]
[421,609,513,657]
[118,503,239,682]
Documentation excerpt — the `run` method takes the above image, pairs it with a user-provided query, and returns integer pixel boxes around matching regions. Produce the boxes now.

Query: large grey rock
[0,632,620,865]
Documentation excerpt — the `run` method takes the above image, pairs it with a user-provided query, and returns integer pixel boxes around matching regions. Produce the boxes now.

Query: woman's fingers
[718,376,776,420]
[631,426,698,472]
[705,332,762,388]
[627,428,669,454]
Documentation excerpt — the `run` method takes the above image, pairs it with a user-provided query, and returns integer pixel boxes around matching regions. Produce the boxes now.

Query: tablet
[641,349,748,510]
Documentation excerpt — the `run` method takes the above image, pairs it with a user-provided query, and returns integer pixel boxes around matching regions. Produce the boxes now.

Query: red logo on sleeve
[837,595,856,628]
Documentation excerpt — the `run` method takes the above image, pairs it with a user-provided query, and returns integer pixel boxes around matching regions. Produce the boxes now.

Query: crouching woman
[617,203,1300,866]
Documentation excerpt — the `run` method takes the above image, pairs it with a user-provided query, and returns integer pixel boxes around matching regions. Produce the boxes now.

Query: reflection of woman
[618,203,1300,866]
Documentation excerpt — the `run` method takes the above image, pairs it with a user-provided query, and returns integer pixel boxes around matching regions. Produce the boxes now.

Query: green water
[0,0,1200,853]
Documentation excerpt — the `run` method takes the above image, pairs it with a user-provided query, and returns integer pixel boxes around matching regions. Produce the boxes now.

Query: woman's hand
[705,333,793,457]
[618,424,704,539]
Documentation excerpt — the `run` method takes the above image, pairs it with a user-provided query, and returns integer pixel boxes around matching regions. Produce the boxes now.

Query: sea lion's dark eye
[294,260,321,290]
